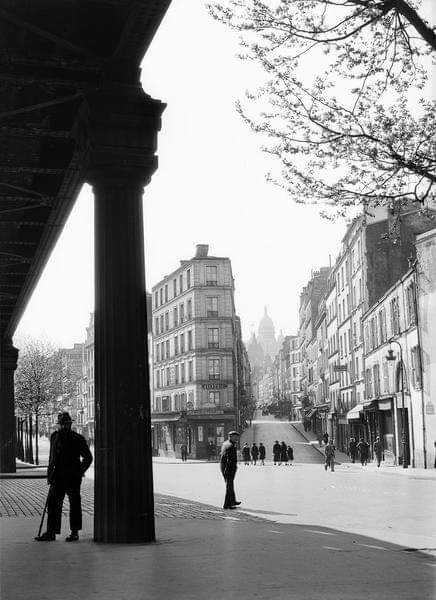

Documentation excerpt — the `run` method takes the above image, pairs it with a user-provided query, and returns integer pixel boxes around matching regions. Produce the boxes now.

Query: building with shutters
[151,244,250,459]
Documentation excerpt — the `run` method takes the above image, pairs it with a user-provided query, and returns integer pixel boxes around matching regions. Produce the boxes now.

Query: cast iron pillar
[86,84,165,542]
[0,338,18,473]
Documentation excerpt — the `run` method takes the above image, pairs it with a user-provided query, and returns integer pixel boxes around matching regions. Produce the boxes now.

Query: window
[410,346,422,389]
[174,335,179,355]
[179,303,185,323]
[208,391,220,406]
[173,306,178,328]
[165,312,169,331]
[160,288,163,305]
[161,341,164,360]
[174,393,180,411]
[405,284,416,327]
[175,365,179,385]
[355,357,359,380]
[166,340,170,359]
[188,360,193,382]
[390,297,400,335]
[206,265,217,285]
[180,392,186,410]
[156,370,160,388]
[188,330,193,350]
[179,273,183,293]
[160,314,164,333]
[154,291,158,308]
[379,308,387,344]
[164,284,168,303]
[208,328,219,349]
[155,317,159,336]
[181,363,185,383]
[165,367,170,387]
[382,361,389,393]
[180,333,185,353]
[365,368,373,399]
[155,396,161,412]
[187,269,191,288]
[162,396,170,412]
[198,425,203,442]
[206,296,218,317]
[373,364,380,396]
[173,279,177,297]
[208,358,221,380]
[155,344,160,362]
[187,299,192,319]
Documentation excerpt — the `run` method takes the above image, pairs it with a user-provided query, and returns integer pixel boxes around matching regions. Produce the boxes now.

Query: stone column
[0,339,18,473]
[85,84,164,542]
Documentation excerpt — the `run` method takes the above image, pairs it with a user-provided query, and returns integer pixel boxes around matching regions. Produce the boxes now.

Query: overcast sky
[15,0,354,348]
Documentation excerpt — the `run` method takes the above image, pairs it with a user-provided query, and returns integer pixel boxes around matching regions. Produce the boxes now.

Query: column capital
[1,339,18,372]
[81,83,166,188]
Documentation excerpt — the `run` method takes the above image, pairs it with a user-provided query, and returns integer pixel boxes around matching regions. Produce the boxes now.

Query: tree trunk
[28,414,34,465]
[35,411,39,466]
[16,418,24,460]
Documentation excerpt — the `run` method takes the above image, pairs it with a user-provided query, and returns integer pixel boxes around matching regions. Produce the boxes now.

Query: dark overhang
[0,0,171,341]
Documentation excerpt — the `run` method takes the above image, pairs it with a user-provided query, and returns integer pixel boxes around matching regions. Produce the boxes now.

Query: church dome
[258,306,275,338]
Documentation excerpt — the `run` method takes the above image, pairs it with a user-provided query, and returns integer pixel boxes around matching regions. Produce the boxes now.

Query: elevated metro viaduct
[0,0,171,543]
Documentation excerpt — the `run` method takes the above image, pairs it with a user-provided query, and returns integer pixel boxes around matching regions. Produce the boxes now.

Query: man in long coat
[35,412,92,542]
[220,431,241,509]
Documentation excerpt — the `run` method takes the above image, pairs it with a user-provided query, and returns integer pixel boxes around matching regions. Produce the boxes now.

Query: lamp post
[386,341,409,468]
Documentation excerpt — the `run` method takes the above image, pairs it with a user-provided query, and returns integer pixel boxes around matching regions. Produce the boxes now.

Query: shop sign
[202,383,228,390]
[425,402,435,415]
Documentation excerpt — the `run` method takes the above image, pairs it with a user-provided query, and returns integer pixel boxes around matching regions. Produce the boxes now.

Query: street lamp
[386,341,408,468]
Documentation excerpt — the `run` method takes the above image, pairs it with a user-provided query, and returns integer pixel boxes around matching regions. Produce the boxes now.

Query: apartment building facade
[151,244,250,459]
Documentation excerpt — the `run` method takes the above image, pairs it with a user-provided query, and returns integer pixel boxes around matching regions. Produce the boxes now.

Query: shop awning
[362,400,378,412]
[151,415,182,424]
[346,404,363,421]
[315,403,330,412]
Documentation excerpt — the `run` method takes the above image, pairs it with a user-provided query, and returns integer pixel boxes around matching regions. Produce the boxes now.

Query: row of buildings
[262,204,436,468]
[57,244,254,460]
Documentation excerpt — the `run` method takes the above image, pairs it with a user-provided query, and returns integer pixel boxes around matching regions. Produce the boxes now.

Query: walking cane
[35,491,49,539]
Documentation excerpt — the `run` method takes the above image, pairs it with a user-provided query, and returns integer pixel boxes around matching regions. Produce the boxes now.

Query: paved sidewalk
[1,478,435,600]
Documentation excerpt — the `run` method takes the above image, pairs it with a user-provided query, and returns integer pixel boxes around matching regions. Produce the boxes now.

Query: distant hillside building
[257,306,278,360]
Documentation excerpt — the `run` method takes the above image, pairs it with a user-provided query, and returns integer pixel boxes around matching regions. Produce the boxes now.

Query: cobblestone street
[0,478,262,522]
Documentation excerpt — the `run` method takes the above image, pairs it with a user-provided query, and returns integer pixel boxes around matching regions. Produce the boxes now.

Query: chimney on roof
[195,244,209,258]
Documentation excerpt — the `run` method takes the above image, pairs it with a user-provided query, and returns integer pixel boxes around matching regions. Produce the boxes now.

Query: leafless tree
[15,338,76,465]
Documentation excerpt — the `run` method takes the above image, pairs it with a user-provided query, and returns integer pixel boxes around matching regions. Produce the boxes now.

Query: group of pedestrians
[348,436,381,466]
[241,441,294,466]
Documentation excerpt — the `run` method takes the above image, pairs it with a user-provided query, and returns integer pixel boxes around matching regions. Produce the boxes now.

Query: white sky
[15,0,355,348]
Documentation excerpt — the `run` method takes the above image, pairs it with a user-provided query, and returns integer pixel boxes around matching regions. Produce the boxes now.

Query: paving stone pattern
[0,479,262,522]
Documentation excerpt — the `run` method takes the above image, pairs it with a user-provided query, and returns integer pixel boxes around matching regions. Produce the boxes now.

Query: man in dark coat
[357,437,370,466]
[35,412,92,542]
[258,442,266,465]
[220,431,241,509]
[348,436,357,463]
[251,442,259,465]
[272,440,281,465]
[373,436,383,467]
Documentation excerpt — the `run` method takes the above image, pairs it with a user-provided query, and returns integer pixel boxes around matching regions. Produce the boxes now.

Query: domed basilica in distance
[246,306,280,370]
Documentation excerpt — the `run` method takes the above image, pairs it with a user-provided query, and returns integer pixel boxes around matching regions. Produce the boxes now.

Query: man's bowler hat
[228,431,240,436]
[57,412,73,424]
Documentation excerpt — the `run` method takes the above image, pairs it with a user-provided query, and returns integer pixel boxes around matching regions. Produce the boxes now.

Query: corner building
[151,245,247,459]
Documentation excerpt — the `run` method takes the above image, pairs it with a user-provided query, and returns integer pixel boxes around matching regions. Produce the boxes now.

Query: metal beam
[0,8,97,58]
